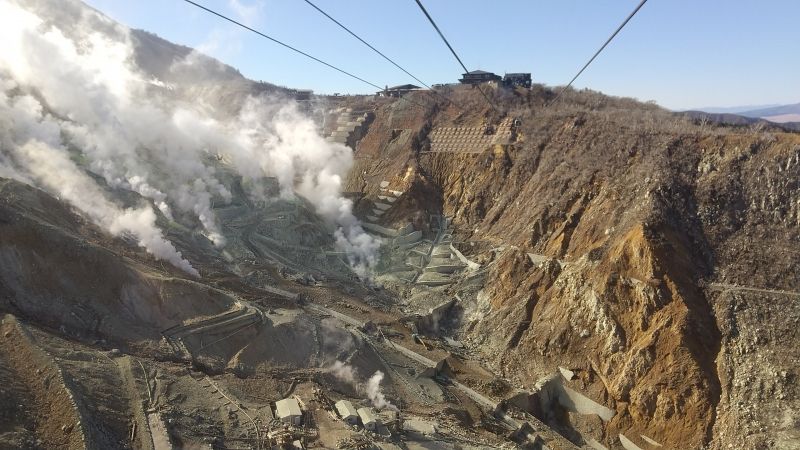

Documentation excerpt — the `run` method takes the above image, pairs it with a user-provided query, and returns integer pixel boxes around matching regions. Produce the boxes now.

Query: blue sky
[84,0,799,110]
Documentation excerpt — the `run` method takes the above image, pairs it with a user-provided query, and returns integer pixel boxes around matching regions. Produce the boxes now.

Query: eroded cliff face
[348,87,800,448]
[465,227,720,449]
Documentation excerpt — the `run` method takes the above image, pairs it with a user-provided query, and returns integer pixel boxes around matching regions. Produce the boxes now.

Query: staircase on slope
[323,107,373,148]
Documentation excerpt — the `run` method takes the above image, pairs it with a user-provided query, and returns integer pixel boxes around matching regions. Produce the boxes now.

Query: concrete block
[619,434,645,450]
[394,230,422,246]
[396,240,422,251]
[409,243,432,256]
[428,256,454,266]
[416,272,452,286]
[362,222,398,237]
[587,438,610,450]
[424,298,456,331]
[559,385,615,421]
[379,181,390,188]
[405,255,424,269]
[398,223,414,235]
[374,202,391,210]
[431,245,451,258]
[640,435,662,447]
[423,264,462,274]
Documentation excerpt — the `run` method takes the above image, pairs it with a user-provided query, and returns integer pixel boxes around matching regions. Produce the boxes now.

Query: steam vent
[0,0,798,449]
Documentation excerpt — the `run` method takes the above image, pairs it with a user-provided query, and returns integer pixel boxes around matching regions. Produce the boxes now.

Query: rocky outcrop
[347,86,800,448]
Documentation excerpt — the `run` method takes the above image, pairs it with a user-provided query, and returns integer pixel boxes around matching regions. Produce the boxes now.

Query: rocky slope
[345,85,800,449]
[0,1,797,448]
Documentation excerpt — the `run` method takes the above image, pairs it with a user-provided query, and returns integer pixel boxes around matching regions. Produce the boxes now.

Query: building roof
[275,398,302,418]
[357,407,379,424]
[386,84,421,91]
[504,73,531,78]
[464,70,494,75]
[335,400,358,418]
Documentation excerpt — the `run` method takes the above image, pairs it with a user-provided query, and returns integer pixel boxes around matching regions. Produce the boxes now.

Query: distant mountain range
[735,103,800,123]
[693,104,782,114]
[690,103,800,124]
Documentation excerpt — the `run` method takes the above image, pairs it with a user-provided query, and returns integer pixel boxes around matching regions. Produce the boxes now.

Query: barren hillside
[0,1,797,449]
[343,84,800,449]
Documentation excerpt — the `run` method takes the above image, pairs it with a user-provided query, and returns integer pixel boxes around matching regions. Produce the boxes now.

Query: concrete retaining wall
[423,264,462,274]
[362,222,398,237]
[508,373,615,424]
[394,230,422,246]
[428,256,454,266]
[431,245,451,258]
[619,434,645,450]
[415,273,452,286]
[558,385,615,421]
[415,298,456,333]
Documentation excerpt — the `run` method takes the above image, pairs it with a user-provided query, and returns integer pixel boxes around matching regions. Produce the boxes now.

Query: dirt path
[709,282,800,297]
[114,356,156,450]
[146,413,172,450]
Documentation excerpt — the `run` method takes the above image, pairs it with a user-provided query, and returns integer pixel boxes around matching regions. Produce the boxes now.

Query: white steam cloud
[365,370,396,411]
[328,361,398,411]
[0,1,379,276]
[329,360,358,385]
[0,83,199,276]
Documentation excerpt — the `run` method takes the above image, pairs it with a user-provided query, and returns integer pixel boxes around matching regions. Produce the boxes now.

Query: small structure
[459,70,501,85]
[275,398,302,426]
[503,73,532,88]
[357,407,380,432]
[377,84,422,97]
[418,356,454,380]
[335,400,359,425]
[291,89,313,101]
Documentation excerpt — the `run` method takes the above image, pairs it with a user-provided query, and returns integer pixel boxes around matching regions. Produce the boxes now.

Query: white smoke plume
[0,0,380,276]
[327,361,398,411]
[0,0,229,249]
[365,370,397,411]
[329,360,358,385]
[0,85,199,276]
[227,98,381,277]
